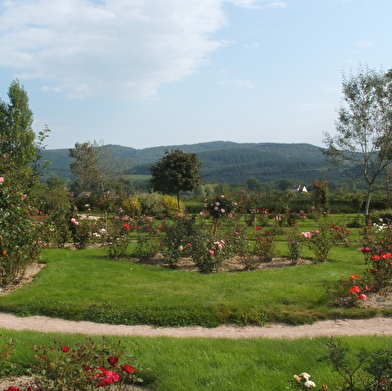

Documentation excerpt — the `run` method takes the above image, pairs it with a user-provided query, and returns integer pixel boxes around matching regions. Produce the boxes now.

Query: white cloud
[357,40,373,47]
[1,0,275,100]
[218,77,256,88]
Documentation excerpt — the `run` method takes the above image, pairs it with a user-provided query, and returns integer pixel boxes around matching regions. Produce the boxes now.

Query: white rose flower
[304,380,316,387]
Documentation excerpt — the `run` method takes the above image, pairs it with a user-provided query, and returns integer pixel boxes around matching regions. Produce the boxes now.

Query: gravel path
[2,313,392,339]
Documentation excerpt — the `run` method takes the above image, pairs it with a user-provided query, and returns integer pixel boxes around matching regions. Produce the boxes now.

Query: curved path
[1,313,392,339]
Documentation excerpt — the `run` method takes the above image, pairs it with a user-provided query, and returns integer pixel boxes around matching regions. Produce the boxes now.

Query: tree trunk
[364,186,372,225]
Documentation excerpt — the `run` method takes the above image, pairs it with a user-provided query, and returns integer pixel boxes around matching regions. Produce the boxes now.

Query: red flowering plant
[253,227,277,264]
[325,272,372,308]
[32,337,145,390]
[0,334,16,381]
[103,212,137,260]
[360,222,392,291]
[329,224,351,246]
[225,225,255,269]
[133,216,163,261]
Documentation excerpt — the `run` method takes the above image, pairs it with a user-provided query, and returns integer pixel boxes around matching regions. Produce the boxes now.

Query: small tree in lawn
[0,80,50,287]
[150,149,201,212]
[323,65,392,222]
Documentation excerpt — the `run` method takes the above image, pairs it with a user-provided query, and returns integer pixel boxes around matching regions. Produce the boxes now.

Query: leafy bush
[319,338,392,391]
[0,175,41,287]
[32,337,144,390]
[300,226,333,263]
[285,226,304,265]
[161,215,196,268]
[253,227,277,263]
[122,196,142,219]
[189,229,230,273]
[0,334,16,379]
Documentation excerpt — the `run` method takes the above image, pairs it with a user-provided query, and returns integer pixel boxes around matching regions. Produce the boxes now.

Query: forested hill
[41,141,338,184]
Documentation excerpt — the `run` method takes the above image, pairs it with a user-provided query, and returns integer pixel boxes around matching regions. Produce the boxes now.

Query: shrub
[225,226,255,269]
[104,216,136,259]
[319,338,392,391]
[42,206,71,248]
[32,337,144,390]
[300,226,333,263]
[0,334,16,379]
[122,196,141,219]
[0,175,41,287]
[204,194,235,235]
[253,227,277,263]
[160,215,196,268]
[325,272,371,308]
[189,229,230,273]
[285,226,304,265]
[162,194,185,217]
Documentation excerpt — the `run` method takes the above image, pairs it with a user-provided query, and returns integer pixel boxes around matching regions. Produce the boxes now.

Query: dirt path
[2,312,392,339]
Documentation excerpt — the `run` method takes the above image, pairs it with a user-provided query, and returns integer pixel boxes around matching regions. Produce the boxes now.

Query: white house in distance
[287,185,308,194]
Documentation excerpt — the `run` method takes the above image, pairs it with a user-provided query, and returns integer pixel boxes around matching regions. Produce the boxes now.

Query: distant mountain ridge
[40,141,344,185]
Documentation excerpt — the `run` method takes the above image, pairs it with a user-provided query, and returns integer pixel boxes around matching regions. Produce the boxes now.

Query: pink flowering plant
[285,226,304,265]
[189,229,230,273]
[204,194,235,235]
[300,226,333,263]
[32,337,145,390]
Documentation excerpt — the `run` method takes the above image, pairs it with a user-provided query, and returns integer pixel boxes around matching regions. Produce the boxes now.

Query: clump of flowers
[288,372,317,389]
[325,272,371,307]
[204,195,235,234]
[32,337,145,390]
[300,227,332,263]
[285,226,304,264]
[190,229,230,273]
[329,224,351,246]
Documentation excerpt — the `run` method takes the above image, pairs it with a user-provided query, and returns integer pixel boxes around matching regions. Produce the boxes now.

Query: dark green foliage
[150,149,201,210]
[0,80,48,287]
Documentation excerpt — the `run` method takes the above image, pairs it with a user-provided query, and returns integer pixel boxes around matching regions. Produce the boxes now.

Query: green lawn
[0,242,384,327]
[1,329,391,391]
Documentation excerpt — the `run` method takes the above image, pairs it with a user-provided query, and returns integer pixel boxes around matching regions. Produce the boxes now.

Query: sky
[0,0,392,150]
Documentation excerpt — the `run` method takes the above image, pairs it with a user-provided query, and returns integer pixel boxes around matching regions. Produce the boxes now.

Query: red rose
[6,387,22,391]
[357,294,367,300]
[107,356,119,367]
[121,363,135,374]
[61,345,70,353]
[348,285,361,294]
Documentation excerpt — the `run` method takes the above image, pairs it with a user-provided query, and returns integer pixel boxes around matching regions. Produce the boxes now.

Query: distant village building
[287,185,308,194]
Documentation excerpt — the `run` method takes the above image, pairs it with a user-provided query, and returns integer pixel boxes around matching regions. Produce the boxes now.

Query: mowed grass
[0,239,384,327]
[1,329,392,391]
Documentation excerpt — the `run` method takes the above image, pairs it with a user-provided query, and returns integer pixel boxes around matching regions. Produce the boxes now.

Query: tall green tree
[69,141,127,195]
[0,80,50,286]
[323,65,392,220]
[150,149,202,211]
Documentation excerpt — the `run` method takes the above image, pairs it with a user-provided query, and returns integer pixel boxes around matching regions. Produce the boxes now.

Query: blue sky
[0,0,391,150]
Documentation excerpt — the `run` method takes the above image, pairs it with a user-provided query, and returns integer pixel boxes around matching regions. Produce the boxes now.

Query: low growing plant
[319,337,392,391]
[32,337,144,390]
[285,226,304,265]
[0,334,16,380]
[253,227,277,263]
[190,229,230,273]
